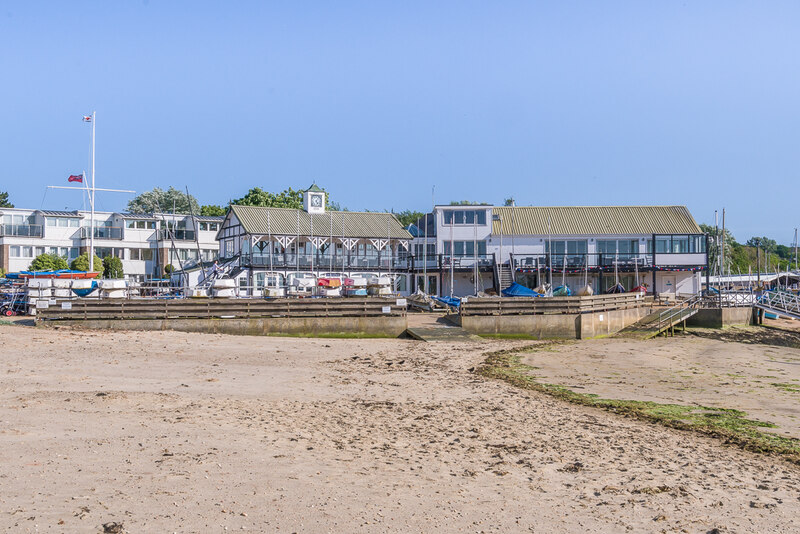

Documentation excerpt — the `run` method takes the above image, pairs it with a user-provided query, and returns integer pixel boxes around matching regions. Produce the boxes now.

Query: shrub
[70,253,105,276]
[164,264,175,275]
[29,253,69,272]
[102,256,124,279]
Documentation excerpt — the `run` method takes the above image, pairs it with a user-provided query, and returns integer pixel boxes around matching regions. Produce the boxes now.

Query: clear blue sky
[2,1,799,243]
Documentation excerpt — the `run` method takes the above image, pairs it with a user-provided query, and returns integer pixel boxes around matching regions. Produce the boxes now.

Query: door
[659,274,676,295]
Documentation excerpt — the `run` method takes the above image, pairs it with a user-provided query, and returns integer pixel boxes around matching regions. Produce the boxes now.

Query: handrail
[655,293,703,332]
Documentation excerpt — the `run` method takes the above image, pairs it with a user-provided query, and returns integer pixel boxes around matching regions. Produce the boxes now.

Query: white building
[410,205,708,298]
[0,207,221,280]
[215,186,414,295]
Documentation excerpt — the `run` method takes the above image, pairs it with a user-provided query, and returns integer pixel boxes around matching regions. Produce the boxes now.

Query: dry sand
[0,322,799,533]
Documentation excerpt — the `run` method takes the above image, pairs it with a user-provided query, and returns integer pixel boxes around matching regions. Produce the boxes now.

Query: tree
[396,210,425,227]
[164,264,175,276]
[200,204,227,216]
[233,187,304,209]
[127,187,199,214]
[449,200,484,206]
[503,197,515,206]
[70,253,105,276]
[102,256,124,279]
[746,237,777,254]
[29,253,69,272]
[0,191,12,208]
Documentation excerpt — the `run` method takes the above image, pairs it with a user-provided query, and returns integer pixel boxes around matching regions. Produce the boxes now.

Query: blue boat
[501,282,543,297]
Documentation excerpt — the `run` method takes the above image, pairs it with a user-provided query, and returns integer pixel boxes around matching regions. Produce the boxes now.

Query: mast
[90,111,96,272]
[795,228,798,272]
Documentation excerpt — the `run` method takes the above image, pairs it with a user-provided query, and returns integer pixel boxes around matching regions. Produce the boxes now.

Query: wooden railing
[460,293,651,316]
[37,297,407,321]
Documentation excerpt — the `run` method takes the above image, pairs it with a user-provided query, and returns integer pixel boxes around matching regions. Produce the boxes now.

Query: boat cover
[553,285,572,297]
[501,282,543,297]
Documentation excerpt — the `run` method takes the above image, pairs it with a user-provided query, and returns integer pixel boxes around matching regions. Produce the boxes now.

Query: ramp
[405,313,483,342]
[756,290,800,321]
[616,295,702,339]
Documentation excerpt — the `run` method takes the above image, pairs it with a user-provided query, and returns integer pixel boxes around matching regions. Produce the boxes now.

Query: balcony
[242,252,411,271]
[513,253,658,271]
[0,224,43,237]
[81,226,123,240]
[159,229,197,241]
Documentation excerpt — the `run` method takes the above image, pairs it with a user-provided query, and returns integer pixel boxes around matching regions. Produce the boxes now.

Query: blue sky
[1,1,799,243]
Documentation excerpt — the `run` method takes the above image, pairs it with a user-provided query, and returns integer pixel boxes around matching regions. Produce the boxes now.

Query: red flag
[68,174,83,183]
[82,115,92,122]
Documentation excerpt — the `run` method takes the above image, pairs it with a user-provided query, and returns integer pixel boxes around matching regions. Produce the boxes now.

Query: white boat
[287,272,316,296]
[212,278,237,298]
[260,272,287,297]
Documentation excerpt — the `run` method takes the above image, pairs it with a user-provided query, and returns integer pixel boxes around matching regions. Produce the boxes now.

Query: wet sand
[0,323,798,533]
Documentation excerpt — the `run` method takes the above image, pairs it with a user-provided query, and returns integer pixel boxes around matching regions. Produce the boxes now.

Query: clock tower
[303,183,326,214]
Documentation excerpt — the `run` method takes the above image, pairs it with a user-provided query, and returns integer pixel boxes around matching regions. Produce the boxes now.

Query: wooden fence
[460,293,651,316]
[37,297,407,321]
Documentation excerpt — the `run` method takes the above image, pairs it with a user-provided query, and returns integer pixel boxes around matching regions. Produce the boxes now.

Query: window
[10,245,20,257]
[444,241,487,255]
[549,240,588,254]
[199,222,219,232]
[653,235,706,254]
[22,246,33,258]
[655,236,671,254]
[46,216,80,227]
[129,248,154,261]
[672,236,689,254]
[35,247,45,256]
[414,243,436,257]
[443,209,487,226]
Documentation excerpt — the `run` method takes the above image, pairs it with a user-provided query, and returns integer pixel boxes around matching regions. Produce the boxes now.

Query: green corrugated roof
[491,206,701,235]
[230,205,412,239]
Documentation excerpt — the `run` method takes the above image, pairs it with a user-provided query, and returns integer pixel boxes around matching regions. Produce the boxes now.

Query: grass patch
[476,344,800,463]
[478,333,542,340]
[771,383,800,393]
[0,320,14,326]
[262,332,397,339]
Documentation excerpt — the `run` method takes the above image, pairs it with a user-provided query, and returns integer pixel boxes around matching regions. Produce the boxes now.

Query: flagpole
[90,110,96,272]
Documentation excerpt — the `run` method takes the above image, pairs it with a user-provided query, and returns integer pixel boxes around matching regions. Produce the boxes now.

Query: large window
[414,243,436,257]
[443,241,487,255]
[199,222,220,231]
[653,235,706,254]
[442,210,488,225]
[129,248,154,261]
[126,220,156,229]
[46,217,80,227]
[546,240,588,255]
[597,239,638,255]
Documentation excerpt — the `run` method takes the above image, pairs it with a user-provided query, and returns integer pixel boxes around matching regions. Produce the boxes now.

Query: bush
[164,264,175,275]
[70,253,105,276]
[29,253,69,272]
[102,256,124,279]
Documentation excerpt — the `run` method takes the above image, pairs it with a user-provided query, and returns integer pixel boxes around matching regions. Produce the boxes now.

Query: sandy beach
[1,322,799,533]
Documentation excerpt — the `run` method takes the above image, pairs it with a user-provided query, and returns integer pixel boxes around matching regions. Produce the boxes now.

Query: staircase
[616,294,703,339]
[197,254,240,289]
[497,262,514,292]
[756,290,800,321]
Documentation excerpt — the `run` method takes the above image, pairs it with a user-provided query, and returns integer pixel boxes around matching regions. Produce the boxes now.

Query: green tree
[503,197,515,206]
[102,256,124,279]
[396,210,425,227]
[449,200,485,206]
[127,187,199,214]
[164,264,175,276]
[200,204,227,216]
[29,253,69,272]
[70,253,105,276]
[0,191,12,208]
[746,237,777,254]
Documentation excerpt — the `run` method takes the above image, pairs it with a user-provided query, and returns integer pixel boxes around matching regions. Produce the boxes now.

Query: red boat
[15,270,100,280]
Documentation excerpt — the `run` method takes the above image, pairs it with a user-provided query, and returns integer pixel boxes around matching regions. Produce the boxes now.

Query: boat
[605,283,626,294]
[316,277,343,297]
[11,270,100,280]
[287,272,316,296]
[630,285,647,294]
[344,275,369,297]
[577,284,593,296]
[533,283,551,295]
[552,285,572,297]
[367,274,393,296]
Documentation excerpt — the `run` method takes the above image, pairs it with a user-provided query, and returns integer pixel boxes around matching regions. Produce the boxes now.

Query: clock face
[311,194,323,207]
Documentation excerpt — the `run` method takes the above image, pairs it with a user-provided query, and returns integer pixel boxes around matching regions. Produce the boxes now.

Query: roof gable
[228,205,412,239]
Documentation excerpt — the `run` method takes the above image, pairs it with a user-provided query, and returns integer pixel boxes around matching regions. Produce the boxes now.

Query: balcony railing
[242,252,411,271]
[0,224,43,237]
[80,226,124,240]
[159,229,197,241]
[513,253,656,270]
